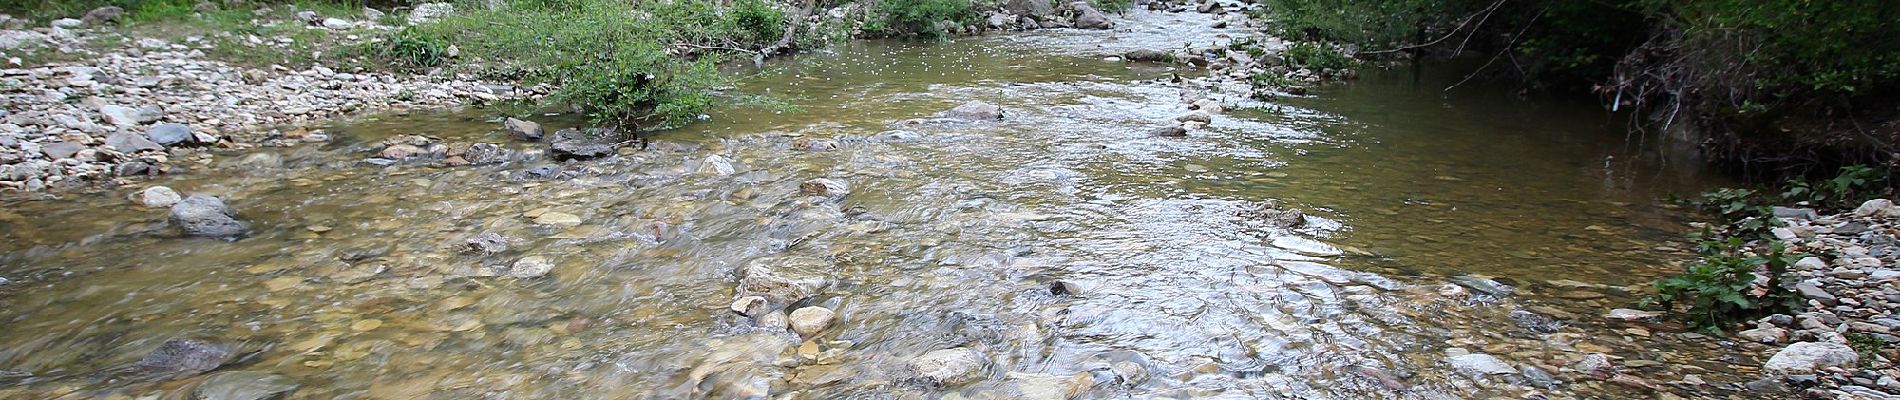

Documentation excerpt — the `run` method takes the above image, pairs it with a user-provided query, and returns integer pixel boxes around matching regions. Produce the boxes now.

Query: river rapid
[0,8,1758,400]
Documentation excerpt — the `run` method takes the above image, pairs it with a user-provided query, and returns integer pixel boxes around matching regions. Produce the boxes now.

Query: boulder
[548,128,616,161]
[138,186,182,207]
[1763,342,1858,374]
[503,117,543,141]
[737,256,831,305]
[193,371,299,400]
[909,347,986,385]
[147,123,195,146]
[170,195,247,238]
[1073,4,1112,29]
[320,18,352,30]
[408,3,454,24]
[464,232,512,254]
[1854,199,1900,218]
[1149,125,1187,137]
[51,18,84,29]
[81,6,124,25]
[1773,206,1819,220]
[126,338,243,379]
[942,101,1004,121]
[730,296,770,318]
[1122,49,1171,62]
[461,143,508,164]
[1176,111,1212,124]
[107,132,164,153]
[697,155,735,176]
[100,105,143,127]
[41,142,83,159]
[1006,0,1055,17]
[788,306,835,337]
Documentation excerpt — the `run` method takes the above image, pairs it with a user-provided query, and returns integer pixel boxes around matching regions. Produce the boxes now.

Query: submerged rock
[170,195,247,238]
[125,338,248,380]
[1449,275,1513,297]
[193,371,298,400]
[138,186,182,208]
[942,101,1004,121]
[737,256,831,305]
[549,128,617,161]
[1447,353,1515,376]
[800,178,849,197]
[508,256,554,278]
[1149,125,1187,137]
[464,232,513,254]
[1123,49,1172,62]
[909,347,986,385]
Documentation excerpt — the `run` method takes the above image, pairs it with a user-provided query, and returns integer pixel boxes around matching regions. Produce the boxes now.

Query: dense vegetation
[1260,0,1900,177]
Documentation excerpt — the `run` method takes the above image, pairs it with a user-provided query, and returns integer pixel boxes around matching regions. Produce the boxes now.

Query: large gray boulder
[737,256,832,305]
[1763,342,1858,374]
[146,123,195,146]
[941,101,1003,121]
[1006,0,1056,17]
[107,132,164,153]
[170,195,248,238]
[1073,4,1113,29]
[548,128,616,161]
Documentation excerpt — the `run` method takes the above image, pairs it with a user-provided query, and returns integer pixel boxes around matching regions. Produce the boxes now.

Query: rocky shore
[0,4,530,193]
[1713,199,1900,398]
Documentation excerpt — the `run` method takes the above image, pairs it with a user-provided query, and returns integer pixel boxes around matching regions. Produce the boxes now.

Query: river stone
[800,178,849,197]
[788,306,835,337]
[321,17,352,30]
[1123,49,1171,62]
[41,142,82,159]
[107,132,165,153]
[942,101,1003,121]
[170,195,248,238]
[1605,308,1662,321]
[100,105,142,127]
[1519,365,1560,388]
[194,371,298,400]
[1796,281,1837,303]
[1764,342,1858,374]
[503,117,543,141]
[533,212,582,226]
[1176,111,1212,124]
[462,143,507,164]
[1449,275,1513,297]
[51,18,84,29]
[698,155,736,176]
[127,338,240,379]
[756,310,789,330]
[1740,326,1789,344]
[147,123,194,146]
[909,347,986,385]
[1448,353,1515,376]
[82,6,125,25]
[738,256,831,305]
[1855,199,1900,218]
[1149,125,1187,137]
[138,186,182,207]
[509,256,553,278]
[730,296,770,317]
[1773,206,1819,220]
[1073,4,1112,29]
[465,232,511,254]
[549,128,616,161]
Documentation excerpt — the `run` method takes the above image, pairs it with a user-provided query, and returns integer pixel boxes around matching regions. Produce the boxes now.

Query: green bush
[867,0,978,39]
[1091,0,1132,13]
[1283,42,1355,71]
[552,45,720,129]
[370,27,448,71]
[731,0,788,46]
[1651,237,1801,332]
[1780,165,1886,210]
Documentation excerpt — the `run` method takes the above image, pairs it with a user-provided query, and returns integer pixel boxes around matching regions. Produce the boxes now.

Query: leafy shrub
[1091,0,1132,13]
[730,0,787,46]
[550,43,720,130]
[1686,188,1782,240]
[370,27,448,71]
[1651,237,1800,332]
[1283,42,1355,71]
[866,0,977,39]
[1781,165,1885,210]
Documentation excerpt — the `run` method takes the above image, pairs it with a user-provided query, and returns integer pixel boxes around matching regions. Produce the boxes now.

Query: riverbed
[0,9,1752,399]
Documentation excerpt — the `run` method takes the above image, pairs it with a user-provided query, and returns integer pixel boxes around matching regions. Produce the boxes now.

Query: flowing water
[0,10,1752,400]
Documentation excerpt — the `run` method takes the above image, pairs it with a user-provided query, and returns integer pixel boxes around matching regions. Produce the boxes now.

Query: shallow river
[1,10,1755,400]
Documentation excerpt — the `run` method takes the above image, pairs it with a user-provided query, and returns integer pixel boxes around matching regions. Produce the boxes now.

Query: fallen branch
[760,0,814,57]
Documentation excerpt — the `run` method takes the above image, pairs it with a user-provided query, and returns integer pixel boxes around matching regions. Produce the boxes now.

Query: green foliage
[552,47,720,129]
[1780,165,1886,210]
[731,0,788,46]
[1642,0,1900,95]
[370,27,448,71]
[1091,0,1133,13]
[1847,332,1887,367]
[1255,0,1442,45]
[1282,42,1356,71]
[1686,188,1782,240]
[866,0,978,39]
[1651,237,1801,332]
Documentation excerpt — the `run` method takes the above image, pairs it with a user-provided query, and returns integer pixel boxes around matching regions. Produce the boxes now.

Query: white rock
[408,3,454,25]
[1854,199,1900,218]
[909,347,986,385]
[1763,342,1858,374]
[508,256,553,278]
[321,18,353,30]
[788,306,835,337]
[137,186,181,207]
[51,18,83,29]
[1605,308,1663,321]
[697,154,735,176]
[1448,353,1515,376]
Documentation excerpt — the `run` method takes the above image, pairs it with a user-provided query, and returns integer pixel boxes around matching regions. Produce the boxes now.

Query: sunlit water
[1,9,1750,400]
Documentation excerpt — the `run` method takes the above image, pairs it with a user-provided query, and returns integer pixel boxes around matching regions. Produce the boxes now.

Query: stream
[0,9,1752,400]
